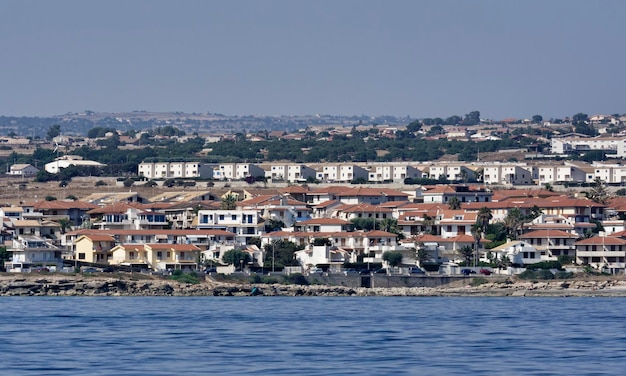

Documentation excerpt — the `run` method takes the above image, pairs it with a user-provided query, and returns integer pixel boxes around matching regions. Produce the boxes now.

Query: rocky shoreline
[2,274,626,297]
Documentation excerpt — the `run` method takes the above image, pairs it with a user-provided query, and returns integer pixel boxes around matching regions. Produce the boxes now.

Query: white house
[488,240,540,266]
[9,164,40,177]
[45,156,105,174]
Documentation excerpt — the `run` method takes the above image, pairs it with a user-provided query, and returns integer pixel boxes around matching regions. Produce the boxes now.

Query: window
[78,253,85,260]
[232,215,237,221]
[219,215,224,221]
[157,251,163,259]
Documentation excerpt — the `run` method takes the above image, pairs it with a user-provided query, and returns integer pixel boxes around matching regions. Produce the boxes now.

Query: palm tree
[57,218,72,234]
[220,193,238,210]
[458,245,474,266]
[448,196,461,210]
[503,207,524,240]
[476,207,493,231]
[421,214,438,235]
[471,223,482,266]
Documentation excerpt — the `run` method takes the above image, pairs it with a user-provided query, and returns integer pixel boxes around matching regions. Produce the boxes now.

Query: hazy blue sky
[0,0,624,120]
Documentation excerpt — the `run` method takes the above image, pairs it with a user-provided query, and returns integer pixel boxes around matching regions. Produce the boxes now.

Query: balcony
[576,250,626,258]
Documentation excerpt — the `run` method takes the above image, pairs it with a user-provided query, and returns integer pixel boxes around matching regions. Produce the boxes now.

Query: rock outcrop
[1,274,626,297]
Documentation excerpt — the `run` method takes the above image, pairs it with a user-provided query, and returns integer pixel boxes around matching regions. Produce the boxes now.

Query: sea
[1,296,625,375]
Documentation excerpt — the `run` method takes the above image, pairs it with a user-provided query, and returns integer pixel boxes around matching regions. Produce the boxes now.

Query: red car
[479,269,492,275]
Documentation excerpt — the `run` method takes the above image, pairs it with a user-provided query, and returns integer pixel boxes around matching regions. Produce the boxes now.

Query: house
[6,235,63,270]
[488,240,541,266]
[574,235,626,274]
[74,234,117,264]
[196,209,263,244]
[213,163,265,180]
[44,156,105,174]
[109,243,200,271]
[518,229,578,259]
[294,218,353,233]
[8,164,39,177]
[138,161,214,179]
[420,185,492,204]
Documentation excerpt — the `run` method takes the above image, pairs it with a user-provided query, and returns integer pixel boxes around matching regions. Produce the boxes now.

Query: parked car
[408,267,425,275]
[461,268,476,276]
[373,268,388,274]
[203,267,217,274]
[82,267,98,273]
[479,268,492,275]
[359,269,372,275]
[343,268,358,275]
[31,266,50,273]
[309,267,323,274]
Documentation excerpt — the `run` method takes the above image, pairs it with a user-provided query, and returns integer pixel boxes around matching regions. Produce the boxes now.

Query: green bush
[169,271,199,284]
[283,273,309,286]
[554,271,574,279]
[471,277,488,287]
[518,269,555,280]
[526,261,563,270]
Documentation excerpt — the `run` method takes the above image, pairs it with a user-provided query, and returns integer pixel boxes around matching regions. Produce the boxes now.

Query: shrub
[169,271,199,284]
[526,261,563,270]
[95,180,107,187]
[518,269,555,280]
[283,273,309,285]
[470,277,488,287]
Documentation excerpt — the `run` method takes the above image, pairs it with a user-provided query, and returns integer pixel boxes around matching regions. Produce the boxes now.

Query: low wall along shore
[2,273,626,297]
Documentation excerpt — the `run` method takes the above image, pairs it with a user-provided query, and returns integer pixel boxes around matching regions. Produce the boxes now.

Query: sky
[0,0,624,120]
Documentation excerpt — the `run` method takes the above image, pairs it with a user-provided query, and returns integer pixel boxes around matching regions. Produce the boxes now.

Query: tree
[406,120,422,133]
[461,111,480,126]
[382,251,403,269]
[458,245,474,266]
[0,246,11,264]
[57,218,72,234]
[503,207,524,240]
[220,193,238,210]
[221,249,251,270]
[46,124,61,140]
[443,115,462,125]
[123,178,134,187]
[532,115,543,124]
[476,207,493,231]
[448,196,461,210]
[583,177,610,204]
[415,247,430,266]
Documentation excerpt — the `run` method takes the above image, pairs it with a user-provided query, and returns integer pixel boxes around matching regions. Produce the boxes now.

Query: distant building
[45,156,105,174]
[8,164,39,177]
[138,161,214,179]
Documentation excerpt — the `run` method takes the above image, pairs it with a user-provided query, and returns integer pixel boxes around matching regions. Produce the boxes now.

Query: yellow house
[110,243,200,271]
[146,243,200,271]
[74,234,117,264]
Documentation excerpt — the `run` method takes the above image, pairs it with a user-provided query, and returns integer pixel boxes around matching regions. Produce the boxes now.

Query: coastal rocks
[1,275,626,297]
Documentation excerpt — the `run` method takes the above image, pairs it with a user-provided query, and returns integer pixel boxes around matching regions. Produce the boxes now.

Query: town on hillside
[1,111,626,277]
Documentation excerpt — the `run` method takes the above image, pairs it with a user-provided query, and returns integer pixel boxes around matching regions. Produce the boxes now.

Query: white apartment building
[315,164,368,182]
[265,164,316,182]
[368,164,424,183]
[482,164,533,185]
[536,165,587,185]
[213,163,265,180]
[428,164,475,181]
[138,161,213,179]
[552,135,626,157]
[196,209,263,244]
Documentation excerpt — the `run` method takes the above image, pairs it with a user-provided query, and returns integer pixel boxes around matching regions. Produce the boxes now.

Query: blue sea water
[1,297,626,375]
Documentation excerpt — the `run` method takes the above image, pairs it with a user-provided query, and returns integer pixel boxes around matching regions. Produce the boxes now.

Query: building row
[138,160,626,185]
